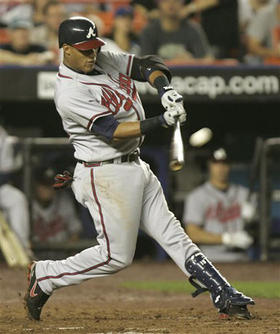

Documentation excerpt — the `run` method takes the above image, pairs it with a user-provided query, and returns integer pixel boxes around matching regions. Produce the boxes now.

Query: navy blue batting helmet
[58,16,105,50]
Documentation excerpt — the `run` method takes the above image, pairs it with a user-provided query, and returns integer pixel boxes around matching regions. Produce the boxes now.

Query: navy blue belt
[76,151,139,167]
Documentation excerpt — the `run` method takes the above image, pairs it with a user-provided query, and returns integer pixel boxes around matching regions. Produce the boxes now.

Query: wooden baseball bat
[0,211,30,267]
[169,118,185,171]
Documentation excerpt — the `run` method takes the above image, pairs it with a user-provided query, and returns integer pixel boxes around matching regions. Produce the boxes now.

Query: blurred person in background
[238,0,273,31]
[0,124,32,257]
[32,167,82,244]
[86,14,124,54]
[30,0,66,62]
[0,0,49,28]
[131,0,159,20]
[0,19,54,66]
[105,6,140,55]
[183,148,256,262]
[238,0,273,62]
[246,0,280,63]
[140,0,211,62]
[32,0,53,26]
[181,0,240,59]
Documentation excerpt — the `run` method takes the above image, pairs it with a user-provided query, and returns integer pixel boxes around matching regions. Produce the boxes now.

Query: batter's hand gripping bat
[169,118,185,171]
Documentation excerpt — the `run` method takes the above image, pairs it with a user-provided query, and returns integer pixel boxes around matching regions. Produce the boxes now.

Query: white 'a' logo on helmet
[86,26,96,39]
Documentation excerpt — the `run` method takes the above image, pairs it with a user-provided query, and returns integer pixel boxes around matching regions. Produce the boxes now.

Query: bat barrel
[169,119,185,171]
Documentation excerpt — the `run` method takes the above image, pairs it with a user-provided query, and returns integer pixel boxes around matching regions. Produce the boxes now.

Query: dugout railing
[258,137,280,261]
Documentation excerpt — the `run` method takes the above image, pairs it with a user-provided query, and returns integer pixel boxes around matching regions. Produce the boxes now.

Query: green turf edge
[121,280,280,298]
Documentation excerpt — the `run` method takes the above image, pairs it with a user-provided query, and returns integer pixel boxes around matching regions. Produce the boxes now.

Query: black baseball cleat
[24,261,50,320]
[212,286,255,319]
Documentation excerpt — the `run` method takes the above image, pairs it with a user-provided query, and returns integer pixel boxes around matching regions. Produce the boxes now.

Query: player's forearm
[148,70,167,86]
[191,0,219,12]
[113,117,166,139]
[113,121,141,139]
[186,224,222,245]
[248,38,280,58]
[0,50,27,65]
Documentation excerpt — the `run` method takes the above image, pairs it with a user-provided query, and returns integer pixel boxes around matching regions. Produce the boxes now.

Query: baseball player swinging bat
[0,210,29,267]
[24,16,254,322]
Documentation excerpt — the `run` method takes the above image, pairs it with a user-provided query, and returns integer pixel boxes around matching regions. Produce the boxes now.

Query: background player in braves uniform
[24,17,254,321]
[184,148,255,262]
[32,167,81,245]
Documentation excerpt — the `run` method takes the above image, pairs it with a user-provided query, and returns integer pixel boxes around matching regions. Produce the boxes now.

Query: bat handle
[175,117,181,130]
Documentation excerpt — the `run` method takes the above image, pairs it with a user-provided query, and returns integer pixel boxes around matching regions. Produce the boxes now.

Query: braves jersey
[183,182,249,262]
[54,51,146,162]
[32,192,81,243]
[34,48,202,296]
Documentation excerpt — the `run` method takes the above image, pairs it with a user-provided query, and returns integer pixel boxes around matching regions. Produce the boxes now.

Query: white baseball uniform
[35,51,200,295]
[183,181,251,262]
[0,125,30,250]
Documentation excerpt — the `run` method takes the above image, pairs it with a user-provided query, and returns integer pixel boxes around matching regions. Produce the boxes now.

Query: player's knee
[110,254,134,271]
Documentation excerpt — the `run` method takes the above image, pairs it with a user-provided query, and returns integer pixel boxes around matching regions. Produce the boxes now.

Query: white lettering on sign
[135,75,279,99]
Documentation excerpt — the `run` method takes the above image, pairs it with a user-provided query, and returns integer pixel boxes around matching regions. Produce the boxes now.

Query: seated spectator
[0,124,32,258]
[246,0,280,63]
[183,148,256,262]
[30,0,66,62]
[238,0,273,62]
[0,19,54,65]
[238,0,272,31]
[0,2,32,28]
[131,0,159,20]
[86,14,124,54]
[182,0,240,58]
[33,0,52,27]
[105,6,140,55]
[140,0,212,62]
[32,167,81,244]
[0,0,60,28]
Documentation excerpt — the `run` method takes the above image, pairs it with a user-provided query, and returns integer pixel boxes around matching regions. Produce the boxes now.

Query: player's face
[45,4,66,32]
[158,0,184,19]
[35,184,55,206]
[63,45,98,73]
[10,28,30,51]
[114,16,133,34]
[209,161,230,183]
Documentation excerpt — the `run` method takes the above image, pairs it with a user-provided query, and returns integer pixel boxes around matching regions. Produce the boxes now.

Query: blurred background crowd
[0,0,280,66]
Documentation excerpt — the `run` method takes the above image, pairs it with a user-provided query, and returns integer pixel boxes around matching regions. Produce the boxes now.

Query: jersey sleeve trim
[87,111,112,130]
[58,72,73,79]
[126,55,134,76]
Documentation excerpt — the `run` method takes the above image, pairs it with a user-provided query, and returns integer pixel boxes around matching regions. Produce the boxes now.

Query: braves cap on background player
[24,17,254,322]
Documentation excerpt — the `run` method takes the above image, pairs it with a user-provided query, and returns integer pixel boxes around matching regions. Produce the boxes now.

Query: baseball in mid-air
[189,127,213,147]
